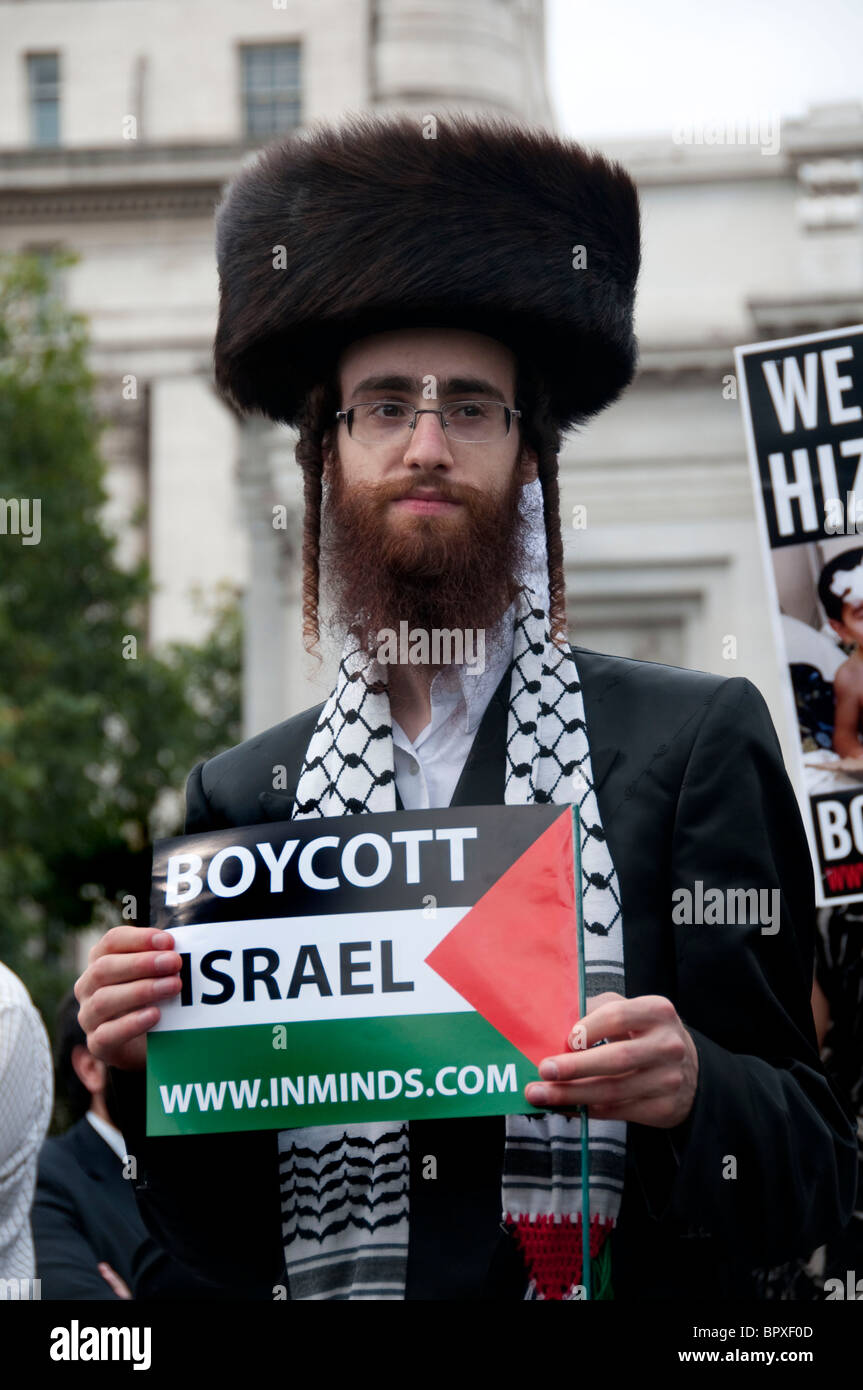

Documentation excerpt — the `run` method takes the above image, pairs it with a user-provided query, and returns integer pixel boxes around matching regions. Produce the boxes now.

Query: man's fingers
[584,992,625,1012]
[88,926,174,965]
[86,950,182,993]
[540,1027,686,1081]
[81,974,182,1032]
[98,1262,133,1300]
[526,1063,685,1111]
[75,925,181,1068]
[572,993,679,1049]
[88,1007,162,1062]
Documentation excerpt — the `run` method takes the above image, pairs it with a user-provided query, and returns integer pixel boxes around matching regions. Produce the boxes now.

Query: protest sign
[736,322,863,904]
[146,802,584,1136]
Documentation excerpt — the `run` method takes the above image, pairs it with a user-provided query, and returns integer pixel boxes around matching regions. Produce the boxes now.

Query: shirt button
[409,762,419,776]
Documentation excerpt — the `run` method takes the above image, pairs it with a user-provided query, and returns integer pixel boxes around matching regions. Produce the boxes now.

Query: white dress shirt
[391,602,516,810]
[85,1109,128,1163]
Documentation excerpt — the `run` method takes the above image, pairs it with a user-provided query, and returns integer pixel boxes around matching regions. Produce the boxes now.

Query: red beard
[320,463,528,656]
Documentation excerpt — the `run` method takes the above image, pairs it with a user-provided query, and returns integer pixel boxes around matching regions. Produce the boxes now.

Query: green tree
[0,250,242,1030]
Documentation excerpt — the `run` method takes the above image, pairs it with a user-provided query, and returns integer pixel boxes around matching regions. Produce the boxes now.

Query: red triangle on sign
[424,808,582,1066]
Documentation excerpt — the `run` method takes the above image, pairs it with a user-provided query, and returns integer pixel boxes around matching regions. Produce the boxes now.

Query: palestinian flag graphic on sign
[146,803,584,1136]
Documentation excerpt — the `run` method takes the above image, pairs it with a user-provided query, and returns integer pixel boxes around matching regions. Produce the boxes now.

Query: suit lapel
[70,1116,121,1183]
[450,664,621,808]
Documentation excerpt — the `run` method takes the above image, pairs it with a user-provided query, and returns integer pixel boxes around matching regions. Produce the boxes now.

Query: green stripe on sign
[146,1012,538,1136]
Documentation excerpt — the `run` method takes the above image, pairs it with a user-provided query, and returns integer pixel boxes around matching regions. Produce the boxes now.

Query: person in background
[33,990,145,1298]
[34,990,244,1300]
[813,904,863,1290]
[753,912,862,1299]
[0,959,53,1293]
[817,548,863,763]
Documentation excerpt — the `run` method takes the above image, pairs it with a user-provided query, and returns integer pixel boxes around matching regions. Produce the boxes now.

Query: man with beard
[318,326,532,747]
[75,112,856,1302]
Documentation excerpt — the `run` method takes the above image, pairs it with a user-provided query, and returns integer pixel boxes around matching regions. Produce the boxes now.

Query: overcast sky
[546,0,863,140]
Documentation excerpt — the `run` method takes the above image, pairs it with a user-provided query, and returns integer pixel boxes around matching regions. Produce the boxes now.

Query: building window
[241,43,301,138]
[27,53,60,146]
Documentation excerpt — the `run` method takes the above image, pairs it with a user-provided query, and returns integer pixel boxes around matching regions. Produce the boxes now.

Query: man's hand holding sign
[529,993,700,1128]
[75,926,182,1072]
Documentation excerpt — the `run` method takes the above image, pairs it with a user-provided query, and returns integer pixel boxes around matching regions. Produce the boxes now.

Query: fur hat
[213,111,641,432]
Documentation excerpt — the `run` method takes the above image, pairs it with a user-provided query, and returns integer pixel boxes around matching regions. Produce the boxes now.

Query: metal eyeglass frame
[335,399,522,442]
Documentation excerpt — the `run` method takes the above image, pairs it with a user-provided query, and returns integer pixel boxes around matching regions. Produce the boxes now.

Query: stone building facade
[1,0,861,775]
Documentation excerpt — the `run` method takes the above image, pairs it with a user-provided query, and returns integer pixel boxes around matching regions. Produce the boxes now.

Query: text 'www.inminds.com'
[159,1062,518,1114]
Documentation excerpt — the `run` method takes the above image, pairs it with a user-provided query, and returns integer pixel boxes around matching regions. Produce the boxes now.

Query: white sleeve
[0,966,54,1283]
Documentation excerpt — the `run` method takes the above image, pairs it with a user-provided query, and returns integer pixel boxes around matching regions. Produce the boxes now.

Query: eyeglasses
[335,399,521,445]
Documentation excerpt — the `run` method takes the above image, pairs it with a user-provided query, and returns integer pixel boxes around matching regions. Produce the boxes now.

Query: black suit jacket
[32,1116,147,1300]
[109,647,859,1299]
[33,1115,246,1301]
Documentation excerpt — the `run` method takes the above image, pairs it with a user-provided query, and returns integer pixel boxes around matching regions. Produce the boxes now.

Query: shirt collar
[85,1109,127,1161]
[426,599,516,735]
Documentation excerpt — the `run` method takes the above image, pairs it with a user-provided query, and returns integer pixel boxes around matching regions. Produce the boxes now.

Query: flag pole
[571,802,591,1301]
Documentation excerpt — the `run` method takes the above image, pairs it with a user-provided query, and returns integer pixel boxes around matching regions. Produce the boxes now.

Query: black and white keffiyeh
[277,484,626,1300]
